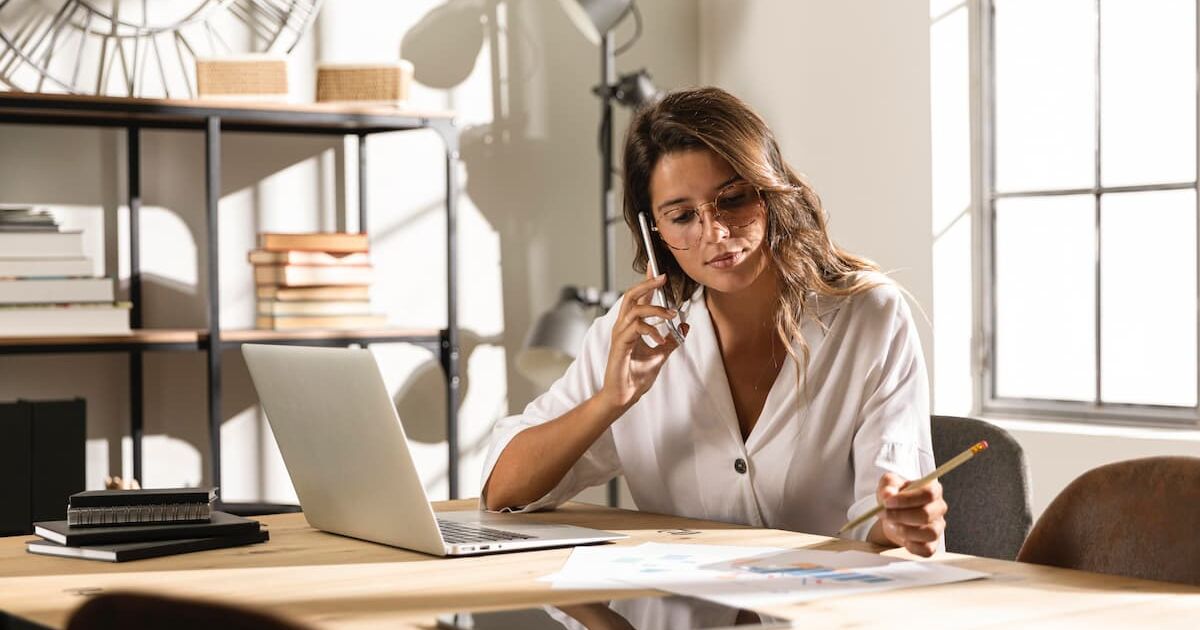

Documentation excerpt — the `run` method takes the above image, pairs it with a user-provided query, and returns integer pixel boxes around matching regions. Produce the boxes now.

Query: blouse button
[734,458,748,474]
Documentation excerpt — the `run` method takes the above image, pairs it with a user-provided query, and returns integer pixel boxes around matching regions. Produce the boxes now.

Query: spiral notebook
[66,488,217,527]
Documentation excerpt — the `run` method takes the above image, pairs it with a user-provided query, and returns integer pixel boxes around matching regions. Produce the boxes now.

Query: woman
[482,87,945,556]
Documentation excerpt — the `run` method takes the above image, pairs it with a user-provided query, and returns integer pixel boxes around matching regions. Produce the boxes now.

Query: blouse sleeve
[478,300,624,513]
[843,285,936,542]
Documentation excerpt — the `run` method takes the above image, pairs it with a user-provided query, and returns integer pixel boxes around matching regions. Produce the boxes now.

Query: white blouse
[480,273,934,541]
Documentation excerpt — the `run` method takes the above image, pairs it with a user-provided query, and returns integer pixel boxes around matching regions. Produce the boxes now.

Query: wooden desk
[1,500,1197,629]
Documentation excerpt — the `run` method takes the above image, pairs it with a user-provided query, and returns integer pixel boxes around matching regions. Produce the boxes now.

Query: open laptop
[241,343,626,557]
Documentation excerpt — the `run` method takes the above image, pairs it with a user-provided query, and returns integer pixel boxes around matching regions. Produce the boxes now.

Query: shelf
[211,328,443,349]
[0,329,201,353]
[0,92,455,135]
[0,91,463,496]
[0,327,444,354]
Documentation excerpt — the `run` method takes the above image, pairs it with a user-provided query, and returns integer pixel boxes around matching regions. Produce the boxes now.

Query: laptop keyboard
[436,518,536,545]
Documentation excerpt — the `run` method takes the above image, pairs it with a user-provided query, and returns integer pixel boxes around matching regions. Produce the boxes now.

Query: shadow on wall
[405,0,620,416]
[393,329,496,444]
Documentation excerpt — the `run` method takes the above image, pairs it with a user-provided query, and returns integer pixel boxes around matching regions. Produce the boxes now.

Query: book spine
[0,401,32,535]
[30,399,85,523]
[0,278,114,304]
[258,233,369,253]
[68,502,213,527]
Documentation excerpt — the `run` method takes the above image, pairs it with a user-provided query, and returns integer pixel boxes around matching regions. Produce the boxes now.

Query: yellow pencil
[837,440,989,535]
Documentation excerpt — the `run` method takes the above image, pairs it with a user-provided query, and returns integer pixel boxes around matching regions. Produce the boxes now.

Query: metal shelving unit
[0,92,464,506]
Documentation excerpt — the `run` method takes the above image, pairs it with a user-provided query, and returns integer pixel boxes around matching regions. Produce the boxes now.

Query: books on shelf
[0,277,113,304]
[0,303,132,336]
[248,250,370,266]
[0,257,93,278]
[251,232,386,331]
[253,264,374,287]
[256,285,370,301]
[256,314,389,330]
[256,300,372,317]
[0,207,58,232]
[258,232,369,253]
[0,230,84,258]
[0,208,130,337]
[67,487,217,527]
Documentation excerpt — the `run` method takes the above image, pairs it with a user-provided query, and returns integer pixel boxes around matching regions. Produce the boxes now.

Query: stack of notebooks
[26,488,268,562]
[251,232,387,330]
[0,207,130,336]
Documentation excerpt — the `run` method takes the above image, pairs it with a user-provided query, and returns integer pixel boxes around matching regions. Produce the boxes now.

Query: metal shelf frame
[0,93,463,499]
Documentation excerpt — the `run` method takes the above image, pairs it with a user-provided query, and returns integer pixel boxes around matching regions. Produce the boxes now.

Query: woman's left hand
[871,473,947,557]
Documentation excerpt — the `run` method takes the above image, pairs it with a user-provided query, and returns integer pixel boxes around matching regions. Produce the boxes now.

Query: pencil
[837,440,989,535]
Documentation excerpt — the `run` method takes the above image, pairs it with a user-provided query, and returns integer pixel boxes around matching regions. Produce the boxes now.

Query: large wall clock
[0,0,322,98]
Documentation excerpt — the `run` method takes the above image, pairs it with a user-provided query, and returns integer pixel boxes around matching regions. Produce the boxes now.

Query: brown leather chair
[67,592,311,630]
[1017,456,1200,586]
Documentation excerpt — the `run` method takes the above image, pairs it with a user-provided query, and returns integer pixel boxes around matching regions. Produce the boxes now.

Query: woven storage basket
[195,55,288,100]
[316,61,414,104]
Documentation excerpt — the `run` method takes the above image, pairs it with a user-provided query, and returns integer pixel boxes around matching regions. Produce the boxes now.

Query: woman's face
[648,148,770,296]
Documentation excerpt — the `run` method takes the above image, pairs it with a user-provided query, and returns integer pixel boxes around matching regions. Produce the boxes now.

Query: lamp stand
[599,31,621,508]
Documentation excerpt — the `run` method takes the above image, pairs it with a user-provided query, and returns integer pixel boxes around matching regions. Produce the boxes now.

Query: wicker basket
[195,55,288,101]
[316,61,414,104]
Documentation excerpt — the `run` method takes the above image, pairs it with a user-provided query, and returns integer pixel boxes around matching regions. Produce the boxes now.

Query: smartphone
[637,212,685,346]
[436,593,790,630]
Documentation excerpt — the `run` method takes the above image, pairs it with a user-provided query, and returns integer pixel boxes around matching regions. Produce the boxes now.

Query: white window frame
[975,0,1200,427]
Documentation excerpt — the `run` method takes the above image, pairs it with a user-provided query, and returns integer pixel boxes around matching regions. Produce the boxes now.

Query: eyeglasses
[649,182,764,251]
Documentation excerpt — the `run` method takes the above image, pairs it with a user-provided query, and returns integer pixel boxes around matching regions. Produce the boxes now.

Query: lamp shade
[558,0,634,45]
[516,287,593,390]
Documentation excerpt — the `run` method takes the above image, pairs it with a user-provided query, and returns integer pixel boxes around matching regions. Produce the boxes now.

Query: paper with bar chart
[545,543,988,609]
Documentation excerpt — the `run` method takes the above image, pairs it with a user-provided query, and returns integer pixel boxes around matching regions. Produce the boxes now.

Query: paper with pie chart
[545,543,988,609]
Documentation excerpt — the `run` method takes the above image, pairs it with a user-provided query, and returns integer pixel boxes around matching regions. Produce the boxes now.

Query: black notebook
[67,487,218,527]
[26,529,269,562]
[34,511,258,546]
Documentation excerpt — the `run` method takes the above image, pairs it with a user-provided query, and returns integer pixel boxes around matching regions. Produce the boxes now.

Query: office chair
[1017,456,1200,586]
[67,592,311,630]
[931,415,1032,560]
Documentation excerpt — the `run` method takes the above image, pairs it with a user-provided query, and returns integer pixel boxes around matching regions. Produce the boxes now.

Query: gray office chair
[931,415,1032,560]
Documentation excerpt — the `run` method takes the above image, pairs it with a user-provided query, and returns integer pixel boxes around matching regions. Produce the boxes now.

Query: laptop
[241,343,626,557]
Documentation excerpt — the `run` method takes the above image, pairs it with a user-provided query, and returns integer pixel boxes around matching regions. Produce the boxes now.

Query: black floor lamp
[517,0,660,507]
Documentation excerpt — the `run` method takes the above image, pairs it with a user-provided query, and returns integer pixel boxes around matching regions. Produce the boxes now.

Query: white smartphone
[637,212,685,346]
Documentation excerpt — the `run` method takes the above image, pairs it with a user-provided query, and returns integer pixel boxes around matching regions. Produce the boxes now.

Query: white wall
[0,0,698,506]
[698,0,935,379]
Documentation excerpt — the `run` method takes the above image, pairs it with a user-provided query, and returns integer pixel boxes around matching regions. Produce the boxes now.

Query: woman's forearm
[483,393,626,511]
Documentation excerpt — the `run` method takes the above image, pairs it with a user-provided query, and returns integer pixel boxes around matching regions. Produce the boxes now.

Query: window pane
[1100,190,1197,406]
[994,0,1096,193]
[1100,0,1196,187]
[995,195,1096,401]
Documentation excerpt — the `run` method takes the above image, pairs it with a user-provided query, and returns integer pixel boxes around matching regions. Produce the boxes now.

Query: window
[981,0,1199,424]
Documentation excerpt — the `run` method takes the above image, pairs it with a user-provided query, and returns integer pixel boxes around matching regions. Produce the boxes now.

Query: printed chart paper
[544,543,989,609]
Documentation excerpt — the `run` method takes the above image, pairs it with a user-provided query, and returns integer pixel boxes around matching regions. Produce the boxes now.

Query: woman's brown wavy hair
[622,86,881,376]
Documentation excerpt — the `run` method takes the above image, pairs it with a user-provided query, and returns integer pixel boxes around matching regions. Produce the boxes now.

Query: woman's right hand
[598,274,688,414]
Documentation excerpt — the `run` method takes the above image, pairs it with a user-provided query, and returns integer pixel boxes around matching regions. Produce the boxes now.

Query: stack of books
[0,207,130,336]
[25,488,269,562]
[251,232,386,330]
